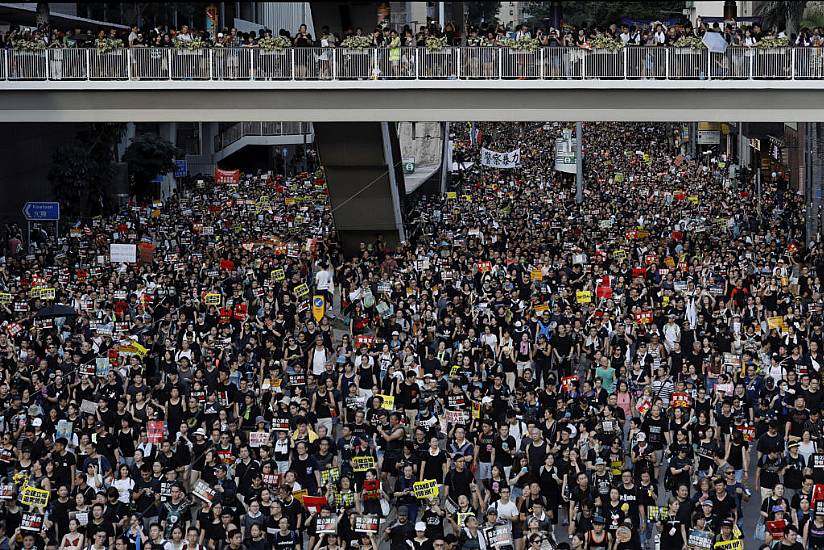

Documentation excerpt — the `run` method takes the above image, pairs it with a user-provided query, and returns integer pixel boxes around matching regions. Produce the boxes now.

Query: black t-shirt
[757,454,785,489]
[445,468,474,502]
[493,435,516,468]
[710,492,737,522]
[421,449,448,483]
[476,430,495,463]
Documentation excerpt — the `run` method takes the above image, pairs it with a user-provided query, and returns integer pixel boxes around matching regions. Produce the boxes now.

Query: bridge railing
[214,121,312,151]
[2,46,822,81]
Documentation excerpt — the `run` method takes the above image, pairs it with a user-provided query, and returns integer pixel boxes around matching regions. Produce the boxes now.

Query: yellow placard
[20,486,50,507]
[713,540,742,550]
[352,455,376,472]
[271,268,285,282]
[687,195,699,205]
[612,250,627,260]
[534,303,549,313]
[0,292,11,305]
[284,198,296,206]
[664,256,675,268]
[767,316,786,331]
[412,479,439,500]
[446,191,457,200]
[203,292,222,306]
[576,291,592,304]
[312,295,326,323]
[29,287,42,299]
[530,269,543,281]
[39,288,56,300]
[293,283,310,298]
[376,394,394,410]
[132,342,148,357]
[462,194,472,202]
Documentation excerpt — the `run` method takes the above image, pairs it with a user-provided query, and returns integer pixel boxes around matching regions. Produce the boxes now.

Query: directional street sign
[22,202,60,221]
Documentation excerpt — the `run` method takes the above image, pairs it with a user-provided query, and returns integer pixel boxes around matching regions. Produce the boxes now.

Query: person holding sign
[655,498,685,550]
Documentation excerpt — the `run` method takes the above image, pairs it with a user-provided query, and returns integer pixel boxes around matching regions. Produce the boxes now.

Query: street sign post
[174,160,188,178]
[23,202,60,221]
[22,202,60,253]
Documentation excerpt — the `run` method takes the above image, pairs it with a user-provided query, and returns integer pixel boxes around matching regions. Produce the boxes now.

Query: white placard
[480,147,521,169]
[110,244,137,263]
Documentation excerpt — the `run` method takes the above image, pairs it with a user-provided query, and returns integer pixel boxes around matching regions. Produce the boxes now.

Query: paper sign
[446,192,457,199]
[687,529,713,550]
[321,467,340,485]
[767,316,786,331]
[303,495,329,514]
[203,292,222,306]
[354,515,379,533]
[575,291,592,304]
[458,512,475,527]
[530,269,543,281]
[147,421,165,443]
[317,516,337,533]
[376,394,394,410]
[21,512,44,532]
[20,486,50,507]
[671,393,690,408]
[79,399,98,415]
[249,431,269,448]
[271,268,285,281]
[712,540,742,550]
[293,283,309,298]
[192,480,216,504]
[635,311,653,324]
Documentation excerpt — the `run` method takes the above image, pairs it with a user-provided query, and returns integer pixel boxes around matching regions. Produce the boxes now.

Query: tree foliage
[756,1,808,35]
[467,1,502,27]
[526,1,685,27]
[123,133,177,199]
[48,123,125,219]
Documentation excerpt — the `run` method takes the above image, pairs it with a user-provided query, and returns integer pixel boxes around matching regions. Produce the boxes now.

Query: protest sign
[192,480,216,504]
[483,525,513,548]
[203,292,222,306]
[20,486,50,507]
[21,513,44,532]
[110,244,137,263]
[317,516,337,533]
[712,540,742,550]
[354,515,379,533]
[147,421,165,444]
[480,148,521,169]
[321,467,341,485]
[376,394,394,410]
[303,495,328,514]
[575,290,592,304]
[687,529,713,550]
[293,283,310,298]
[353,455,376,472]
[215,168,241,185]
[670,393,690,408]
[412,479,439,500]
[249,431,269,448]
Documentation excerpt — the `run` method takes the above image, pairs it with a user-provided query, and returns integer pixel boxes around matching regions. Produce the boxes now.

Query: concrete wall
[398,121,443,167]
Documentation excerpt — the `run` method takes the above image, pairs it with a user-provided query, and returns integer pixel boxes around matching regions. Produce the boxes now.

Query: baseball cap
[594,457,606,466]
[415,522,426,531]
[636,432,646,441]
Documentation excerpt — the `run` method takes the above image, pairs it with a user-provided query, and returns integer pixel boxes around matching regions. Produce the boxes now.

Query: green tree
[48,123,125,219]
[756,1,808,35]
[467,1,502,27]
[123,133,176,199]
[526,1,685,27]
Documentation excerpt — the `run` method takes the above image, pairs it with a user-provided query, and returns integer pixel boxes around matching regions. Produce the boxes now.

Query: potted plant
[671,35,706,78]
[587,34,623,77]
[425,36,448,51]
[96,37,124,54]
[755,36,790,76]
[173,36,206,50]
[258,36,292,52]
[340,35,372,51]
[499,36,540,52]
[12,39,46,51]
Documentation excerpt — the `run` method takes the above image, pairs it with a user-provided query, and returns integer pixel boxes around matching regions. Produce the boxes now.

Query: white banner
[480,147,520,169]
[110,244,136,263]
[554,137,578,174]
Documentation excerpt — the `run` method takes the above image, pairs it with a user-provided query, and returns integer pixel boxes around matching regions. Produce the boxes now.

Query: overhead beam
[2,82,824,122]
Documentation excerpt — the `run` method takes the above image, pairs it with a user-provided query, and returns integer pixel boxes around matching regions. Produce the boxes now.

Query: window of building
[175,122,201,156]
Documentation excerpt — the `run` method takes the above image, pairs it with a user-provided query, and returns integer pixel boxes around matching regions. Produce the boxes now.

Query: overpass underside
[313,122,406,256]
[3,82,824,122]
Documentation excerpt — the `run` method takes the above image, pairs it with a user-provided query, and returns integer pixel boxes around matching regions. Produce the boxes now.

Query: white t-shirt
[493,499,519,524]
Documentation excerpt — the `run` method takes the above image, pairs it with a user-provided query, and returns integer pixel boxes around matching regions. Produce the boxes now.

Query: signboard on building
[697,130,721,145]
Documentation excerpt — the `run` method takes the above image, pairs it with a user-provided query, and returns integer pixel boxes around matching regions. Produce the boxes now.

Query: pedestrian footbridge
[1,46,824,122]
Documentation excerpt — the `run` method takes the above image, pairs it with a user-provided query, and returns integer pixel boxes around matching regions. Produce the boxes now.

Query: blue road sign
[23,202,60,221]
[174,159,188,178]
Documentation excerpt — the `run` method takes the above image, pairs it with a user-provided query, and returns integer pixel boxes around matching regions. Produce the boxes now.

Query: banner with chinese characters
[480,148,521,169]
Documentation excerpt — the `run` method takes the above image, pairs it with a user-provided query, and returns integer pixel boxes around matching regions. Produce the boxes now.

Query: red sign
[233,304,248,321]
[671,392,690,408]
[215,168,240,185]
[635,311,653,324]
[219,307,232,324]
[674,192,686,201]
[478,261,492,273]
[596,286,613,299]
[355,335,374,349]
[219,259,235,271]
[631,267,646,279]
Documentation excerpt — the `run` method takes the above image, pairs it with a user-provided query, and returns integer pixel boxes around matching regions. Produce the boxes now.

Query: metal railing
[214,121,312,151]
[3,46,824,81]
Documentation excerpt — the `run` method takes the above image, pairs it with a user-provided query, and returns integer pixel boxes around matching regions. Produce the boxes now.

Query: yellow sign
[353,455,376,472]
[664,256,675,268]
[0,292,10,305]
[412,479,439,500]
[203,293,222,306]
[20,486,50,507]
[284,198,296,206]
[132,342,148,357]
[687,195,699,205]
[39,288,56,300]
[612,250,627,260]
[576,291,592,304]
[713,540,742,550]
[311,295,326,323]
[376,394,394,410]
[462,194,472,202]
[767,316,786,331]
[271,268,285,282]
[530,269,543,281]
[446,191,457,199]
[293,283,310,298]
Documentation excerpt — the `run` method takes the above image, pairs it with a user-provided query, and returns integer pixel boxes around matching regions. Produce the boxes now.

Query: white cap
[415,522,426,531]
[32,418,42,427]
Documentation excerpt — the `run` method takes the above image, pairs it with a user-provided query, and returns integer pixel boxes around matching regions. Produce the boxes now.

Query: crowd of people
[1,15,820,52]
[0,119,822,550]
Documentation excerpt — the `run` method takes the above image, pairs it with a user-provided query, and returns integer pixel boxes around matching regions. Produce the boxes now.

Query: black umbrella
[35,304,79,318]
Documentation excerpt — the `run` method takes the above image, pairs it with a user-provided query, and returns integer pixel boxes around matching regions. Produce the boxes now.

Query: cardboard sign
[412,479,439,500]
[635,311,653,324]
[20,486,50,507]
[353,455,376,472]
[478,261,492,273]
[293,283,309,298]
[321,467,340,486]
[530,269,543,281]
[203,292,222,306]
